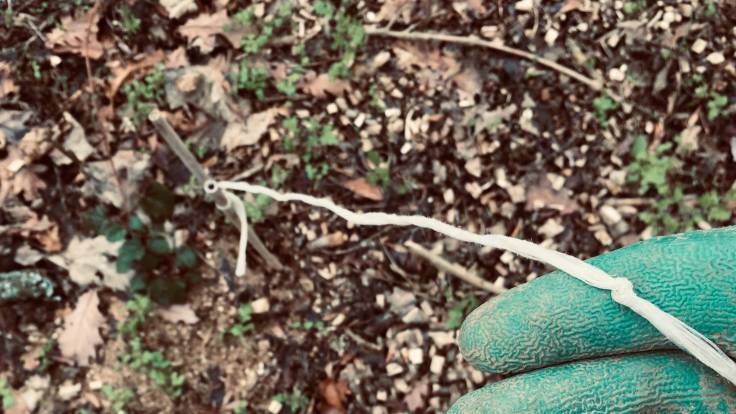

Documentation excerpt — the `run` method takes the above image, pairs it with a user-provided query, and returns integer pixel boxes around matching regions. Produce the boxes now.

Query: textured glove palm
[449,227,736,413]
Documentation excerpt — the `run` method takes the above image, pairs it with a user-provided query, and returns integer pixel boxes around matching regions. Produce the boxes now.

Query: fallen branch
[148,109,283,271]
[404,240,507,294]
[364,27,624,103]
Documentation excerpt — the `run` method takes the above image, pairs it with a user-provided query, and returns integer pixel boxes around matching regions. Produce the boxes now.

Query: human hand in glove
[449,227,736,413]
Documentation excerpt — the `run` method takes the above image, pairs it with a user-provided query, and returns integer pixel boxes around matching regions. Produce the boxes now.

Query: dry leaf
[403,379,428,411]
[452,67,482,96]
[221,108,281,151]
[0,147,47,204]
[375,0,414,23]
[0,61,19,98]
[319,379,350,413]
[45,10,105,59]
[159,0,197,18]
[559,0,590,14]
[58,290,106,366]
[158,304,200,324]
[5,389,30,414]
[19,127,53,161]
[342,178,384,201]
[466,0,487,14]
[525,176,579,214]
[48,236,133,291]
[82,150,150,208]
[178,10,229,54]
[165,46,190,69]
[61,112,95,162]
[301,73,351,98]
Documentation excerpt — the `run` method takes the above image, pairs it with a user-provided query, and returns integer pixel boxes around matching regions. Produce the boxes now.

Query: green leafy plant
[85,183,201,305]
[280,116,341,184]
[117,4,141,34]
[101,384,134,414]
[37,339,56,373]
[31,61,42,80]
[234,400,249,414]
[325,6,365,79]
[706,92,728,121]
[233,62,269,100]
[290,318,326,332]
[0,378,14,409]
[626,135,676,196]
[228,303,256,336]
[122,64,165,126]
[273,388,309,413]
[365,150,391,190]
[446,295,480,330]
[118,296,186,397]
[627,135,735,233]
[622,0,646,14]
[592,94,619,128]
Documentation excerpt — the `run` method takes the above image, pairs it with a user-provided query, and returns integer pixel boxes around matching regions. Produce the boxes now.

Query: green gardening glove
[449,226,736,413]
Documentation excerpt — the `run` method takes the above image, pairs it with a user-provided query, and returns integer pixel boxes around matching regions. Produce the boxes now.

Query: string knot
[609,277,634,305]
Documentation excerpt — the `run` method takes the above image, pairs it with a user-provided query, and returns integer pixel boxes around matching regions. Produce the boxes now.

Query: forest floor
[1,0,735,413]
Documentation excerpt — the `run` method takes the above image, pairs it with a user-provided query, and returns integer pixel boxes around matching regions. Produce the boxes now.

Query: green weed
[118,295,186,397]
[290,318,326,332]
[101,384,134,414]
[627,135,735,233]
[31,61,42,80]
[85,183,201,305]
[365,150,390,190]
[592,94,618,128]
[233,62,269,100]
[446,295,479,330]
[706,92,728,121]
[0,378,14,409]
[273,388,309,413]
[280,116,341,184]
[234,400,249,414]
[622,0,646,14]
[117,4,141,34]
[228,303,256,336]
[122,64,165,126]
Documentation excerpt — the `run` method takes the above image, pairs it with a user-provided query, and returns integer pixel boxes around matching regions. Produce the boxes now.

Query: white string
[207,179,736,386]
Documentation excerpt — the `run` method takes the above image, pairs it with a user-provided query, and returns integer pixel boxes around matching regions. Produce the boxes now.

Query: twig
[148,109,284,271]
[364,27,624,103]
[404,240,507,294]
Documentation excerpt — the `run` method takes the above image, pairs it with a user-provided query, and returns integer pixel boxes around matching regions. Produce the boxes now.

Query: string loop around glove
[204,179,736,386]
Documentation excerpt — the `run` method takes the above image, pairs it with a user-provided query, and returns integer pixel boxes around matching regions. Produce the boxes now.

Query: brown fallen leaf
[0,147,47,204]
[319,378,350,414]
[165,46,191,69]
[5,389,30,414]
[58,290,106,366]
[48,236,132,291]
[45,10,105,59]
[221,107,283,151]
[466,0,487,14]
[342,177,384,201]
[0,61,19,97]
[525,176,579,215]
[558,0,591,14]
[452,67,483,96]
[178,10,227,52]
[159,0,197,19]
[300,72,351,98]
[158,304,200,325]
[403,379,428,411]
[375,0,414,24]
